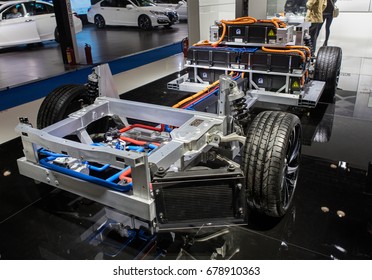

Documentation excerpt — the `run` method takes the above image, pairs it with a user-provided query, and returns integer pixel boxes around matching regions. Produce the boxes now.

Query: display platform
[0,71,371,260]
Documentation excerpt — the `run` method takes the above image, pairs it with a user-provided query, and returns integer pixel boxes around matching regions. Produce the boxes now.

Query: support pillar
[52,0,79,64]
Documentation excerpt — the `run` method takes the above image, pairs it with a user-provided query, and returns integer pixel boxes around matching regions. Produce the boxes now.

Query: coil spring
[303,33,314,56]
[231,97,249,120]
[86,72,99,102]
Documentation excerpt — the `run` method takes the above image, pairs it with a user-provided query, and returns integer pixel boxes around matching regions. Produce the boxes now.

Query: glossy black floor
[0,23,188,89]
[0,70,371,259]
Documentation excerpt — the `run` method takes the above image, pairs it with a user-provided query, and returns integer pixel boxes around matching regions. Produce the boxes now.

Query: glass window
[133,0,155,7]
[34,3,51,15]
[267,0,307,17]
[3,4,24,20]
[101,0,121,7]
[118,0,131,7]
[23,2,53,16]
[45,3,54,13]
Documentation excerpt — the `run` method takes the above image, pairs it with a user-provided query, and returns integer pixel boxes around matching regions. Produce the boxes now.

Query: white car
[0,0,83,48]
[87,0,178,30]
[153,0,187,21]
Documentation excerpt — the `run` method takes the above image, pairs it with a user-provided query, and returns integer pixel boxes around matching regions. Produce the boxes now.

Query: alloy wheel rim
[281,123,301,210]
[140,17,150,29]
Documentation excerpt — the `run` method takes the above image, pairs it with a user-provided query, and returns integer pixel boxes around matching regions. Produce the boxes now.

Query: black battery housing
[250,49,305,73]
[222,22,278,44]
[187,46,307,93]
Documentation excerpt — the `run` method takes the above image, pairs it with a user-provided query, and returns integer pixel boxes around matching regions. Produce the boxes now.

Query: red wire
[119,123,163,133]
[119,167,132,181]
[119,136,161,147]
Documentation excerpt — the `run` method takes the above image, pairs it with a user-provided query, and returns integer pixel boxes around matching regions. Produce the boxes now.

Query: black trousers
[319,13,334,46]
[309,22,322,54]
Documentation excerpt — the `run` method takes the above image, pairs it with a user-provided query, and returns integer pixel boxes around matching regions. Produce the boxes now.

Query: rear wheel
[94,14,105,29]
[243,111,301,217]
[37,84,91,129]
[138,15,152,30]
[314,46,342,102]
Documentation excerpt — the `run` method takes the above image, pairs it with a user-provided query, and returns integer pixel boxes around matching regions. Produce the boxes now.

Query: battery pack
[210,22,294,45]
[186,45,308,93]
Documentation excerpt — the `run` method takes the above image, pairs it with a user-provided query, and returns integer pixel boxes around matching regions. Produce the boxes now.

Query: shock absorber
[86,70,99,103]
[231,97,249,121]
[303,30,313,57]
[219,75,249,134]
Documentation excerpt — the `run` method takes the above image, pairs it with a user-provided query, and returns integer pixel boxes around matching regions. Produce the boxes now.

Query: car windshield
[132,0,155,7]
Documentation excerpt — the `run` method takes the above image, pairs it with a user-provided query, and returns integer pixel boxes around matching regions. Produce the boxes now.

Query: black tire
[243,111,302,217]
[138,15,152,30]
[54,27,60,43]
[314,46,342,102]
[37,84,91,129]
[94,14,105,29]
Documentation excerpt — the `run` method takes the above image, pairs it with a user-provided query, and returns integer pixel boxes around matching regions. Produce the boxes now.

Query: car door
[99,0,120,25]
[116,0,137,26]
[24,1,56,41]
[0,4,40,47]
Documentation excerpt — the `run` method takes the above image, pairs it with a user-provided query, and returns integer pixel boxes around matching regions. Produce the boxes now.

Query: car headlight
[150,10,165,15]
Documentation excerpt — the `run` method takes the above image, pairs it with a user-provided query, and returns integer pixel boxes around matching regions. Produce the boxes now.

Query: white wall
[248,0,267,18]
[199,0,236,41]
[337,0,372,12]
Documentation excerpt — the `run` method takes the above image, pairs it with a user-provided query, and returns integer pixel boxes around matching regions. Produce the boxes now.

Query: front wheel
[243,111,302,217]
[37,84,92,129]
[138,15,152,30]
[94,14,106,29]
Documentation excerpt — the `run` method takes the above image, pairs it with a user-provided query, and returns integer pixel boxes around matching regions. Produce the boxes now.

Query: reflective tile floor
[0,23,188,89]
[0,79,371,259]
[1,19,372,260]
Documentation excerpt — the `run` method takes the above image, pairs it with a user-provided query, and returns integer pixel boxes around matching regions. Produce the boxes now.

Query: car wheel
[243,111,302,217]
[94,14,105,29]
[37,84,92,129]
[314,46,342,103]
[54,27,60,43]
[138,15,152,30]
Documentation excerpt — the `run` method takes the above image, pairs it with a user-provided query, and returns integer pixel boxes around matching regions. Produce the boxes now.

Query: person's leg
[323,15,333,46]
[309,22,321,54]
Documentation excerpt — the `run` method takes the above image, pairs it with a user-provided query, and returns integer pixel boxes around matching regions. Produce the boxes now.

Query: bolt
[157,167,165,174]
[55,180,59,186]
[236,183,242,190]
[155,189,160,195]
[214,136,219,142]
[228,164,235,172]
[46,177,50,183]
[238,207,243,215]
[159,212,164,219]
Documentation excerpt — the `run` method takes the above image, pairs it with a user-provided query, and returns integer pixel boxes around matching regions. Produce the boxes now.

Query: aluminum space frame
[16,96,234,222]
[16,64,248,228]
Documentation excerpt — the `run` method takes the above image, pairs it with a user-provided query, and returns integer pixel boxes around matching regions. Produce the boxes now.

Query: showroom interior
[0,0,371,260]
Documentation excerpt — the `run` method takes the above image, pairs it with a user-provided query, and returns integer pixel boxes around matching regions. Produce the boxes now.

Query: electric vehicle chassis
[16,63,302,231]
[16,17,341,232]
